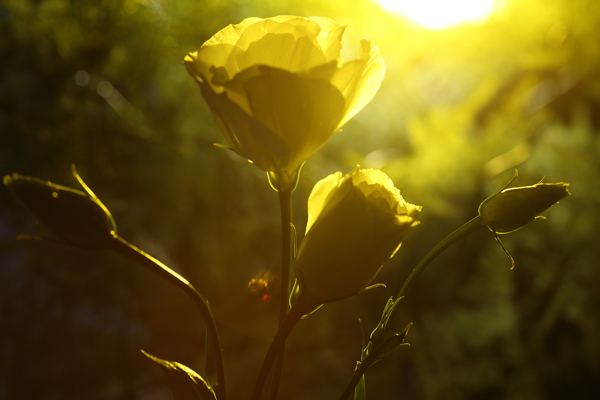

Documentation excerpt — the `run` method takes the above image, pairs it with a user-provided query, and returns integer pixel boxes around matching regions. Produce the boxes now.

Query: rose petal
[331,38,386,129]
[307,17,346,62]
[306,171,343,233]
[236,33,326,73]
[199,81,292,172]
[242,66,346,170]
[236,17,345,63]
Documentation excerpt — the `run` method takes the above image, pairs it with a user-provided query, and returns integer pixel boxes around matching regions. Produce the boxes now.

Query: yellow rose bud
[294,167,421,304]
[184,16,386,173]
[479,176,571,234]
[4,172,117,250]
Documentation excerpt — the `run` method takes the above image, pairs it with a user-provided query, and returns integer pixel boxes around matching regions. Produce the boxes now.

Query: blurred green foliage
[1,0,599,399]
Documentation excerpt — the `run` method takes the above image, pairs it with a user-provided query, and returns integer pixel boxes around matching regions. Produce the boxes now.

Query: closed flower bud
[184,16,386,173]
[294,167,421,304]
[479,176,570,234]
[4,172,117,250]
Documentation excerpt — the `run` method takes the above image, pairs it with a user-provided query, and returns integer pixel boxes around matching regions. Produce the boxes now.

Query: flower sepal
[266,162,304,193]
[363,322,412,368]
[368,296,401,349]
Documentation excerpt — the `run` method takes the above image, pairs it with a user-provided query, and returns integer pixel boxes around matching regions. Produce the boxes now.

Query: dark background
[1,0,599,399]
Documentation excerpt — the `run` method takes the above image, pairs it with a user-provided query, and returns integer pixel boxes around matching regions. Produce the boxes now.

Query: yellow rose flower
[294,167,421,304]
[184,16,386,173]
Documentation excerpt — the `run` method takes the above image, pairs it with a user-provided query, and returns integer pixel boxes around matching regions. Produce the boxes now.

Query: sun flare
[376,0,497,30]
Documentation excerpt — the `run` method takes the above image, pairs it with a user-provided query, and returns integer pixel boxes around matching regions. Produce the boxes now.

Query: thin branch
[110,236,227,400]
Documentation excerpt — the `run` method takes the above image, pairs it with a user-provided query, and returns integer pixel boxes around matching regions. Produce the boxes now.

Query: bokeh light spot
[74,70,90,87]
[96,81,114,98]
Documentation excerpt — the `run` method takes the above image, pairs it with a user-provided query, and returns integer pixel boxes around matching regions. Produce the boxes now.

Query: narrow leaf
[361,283,386,292]
[142,350,216,400]
[354,372,366,400]
[369,335,410,366]
[493,232,516,270]
[367,322,412,366]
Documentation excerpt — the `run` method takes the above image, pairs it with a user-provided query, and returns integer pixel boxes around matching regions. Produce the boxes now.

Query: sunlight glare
[376,0,497,30]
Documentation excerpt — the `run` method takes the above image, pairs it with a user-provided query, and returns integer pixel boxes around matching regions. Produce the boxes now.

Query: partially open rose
[294,167,421,304]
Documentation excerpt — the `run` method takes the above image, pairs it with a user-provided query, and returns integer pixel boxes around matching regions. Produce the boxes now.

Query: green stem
[388,216,483,324]
[268,188,294,400]
[110,236,227,400]
[337,360,369,400]
[251,302,305,400]
[394,215,483,302]
[337,215,484,400]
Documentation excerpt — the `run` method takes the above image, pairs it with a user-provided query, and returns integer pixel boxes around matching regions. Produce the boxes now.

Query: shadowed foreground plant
[5,163,571,400]
[4,168,227,400]
[3,171,117,250]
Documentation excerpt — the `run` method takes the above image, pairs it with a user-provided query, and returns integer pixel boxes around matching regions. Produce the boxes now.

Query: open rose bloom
[184,16,386,173]
[294,168,421,304]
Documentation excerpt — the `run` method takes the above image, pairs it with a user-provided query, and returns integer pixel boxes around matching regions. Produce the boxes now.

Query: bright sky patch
[376,0,497,29]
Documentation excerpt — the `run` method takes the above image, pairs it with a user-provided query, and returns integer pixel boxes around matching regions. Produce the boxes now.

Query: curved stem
[394,215,483,301]
[337,216,484,400]
[110,236,227,400]
[389,215,483,324]
[251,303,305,400]
[268,188,294,400]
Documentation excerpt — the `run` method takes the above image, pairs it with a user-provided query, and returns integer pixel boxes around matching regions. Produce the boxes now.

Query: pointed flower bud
[294,167,421,304]
[184,16,386,174]
[4,170,117,250]
[479,173,570,234]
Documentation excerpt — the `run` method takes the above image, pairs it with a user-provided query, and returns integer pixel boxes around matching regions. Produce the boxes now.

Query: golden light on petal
[375,0,498,30]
